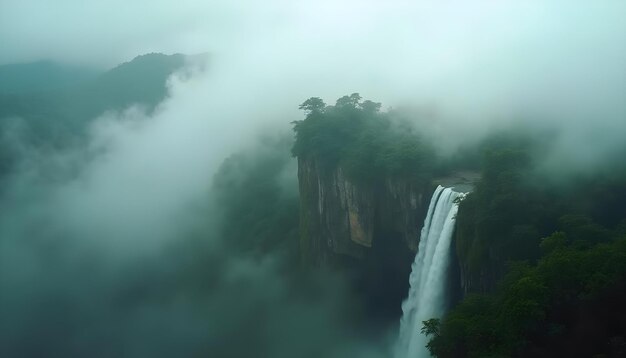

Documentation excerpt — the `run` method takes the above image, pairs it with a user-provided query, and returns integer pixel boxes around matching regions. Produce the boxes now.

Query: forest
[2,2,625,357]
[1,54,625,355]
[200,91,626,356]
[291,94,626,357]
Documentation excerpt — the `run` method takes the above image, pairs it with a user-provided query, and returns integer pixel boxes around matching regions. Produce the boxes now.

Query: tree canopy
[292,94,434,185]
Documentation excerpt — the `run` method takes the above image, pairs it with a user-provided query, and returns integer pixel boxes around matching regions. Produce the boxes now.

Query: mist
[1,0,626,357]
[4,1,625,159]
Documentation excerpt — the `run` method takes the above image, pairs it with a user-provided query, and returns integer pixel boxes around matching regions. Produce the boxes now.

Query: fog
[3,1,625,161]
[0,59,389,356]
[1,0,626,357]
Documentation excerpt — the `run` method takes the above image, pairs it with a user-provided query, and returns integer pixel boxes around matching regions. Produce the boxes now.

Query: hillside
[0,60,99,94]
[0,53,189,128]
[0,53,199,177]
[290,94,626,356]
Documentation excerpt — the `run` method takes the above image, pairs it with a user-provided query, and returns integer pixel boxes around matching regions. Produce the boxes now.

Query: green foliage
[298,97,325,113]
[0,53,189,179]
[431,231,626,357]
[292,93,434,185]
[298,178,311,265]
[0,60,98,94]
[539,231,567,254]
[212,135,299,257]
[422,318,441,337]
[455,145,544,280]
[443,131,626,357]
[558,214,612,246]
[455,131,626,288]
[0,53,186,148]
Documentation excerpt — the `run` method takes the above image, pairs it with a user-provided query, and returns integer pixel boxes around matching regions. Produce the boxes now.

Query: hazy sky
[1,0,625,247]
[3,1,625,129]
[1,1,624,249]
[2,1,624,70]
[3,0,625,117]
[1,2,626,356]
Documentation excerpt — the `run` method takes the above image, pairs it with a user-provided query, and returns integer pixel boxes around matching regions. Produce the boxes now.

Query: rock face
[297,157,490,322]
[297,157,430,265]
[456,251,501,297]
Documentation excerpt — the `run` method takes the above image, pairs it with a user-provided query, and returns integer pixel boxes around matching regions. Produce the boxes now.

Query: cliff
[297,157,431,265]
[291,94,485,321]
[297,153,490,297]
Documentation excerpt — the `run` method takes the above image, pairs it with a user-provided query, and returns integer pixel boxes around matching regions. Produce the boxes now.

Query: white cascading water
[396,185,465,358]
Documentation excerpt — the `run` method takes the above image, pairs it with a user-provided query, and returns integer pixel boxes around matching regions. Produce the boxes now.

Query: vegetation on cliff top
[290,95,626,357]
[212,135,299,258]
[292,93,435,185]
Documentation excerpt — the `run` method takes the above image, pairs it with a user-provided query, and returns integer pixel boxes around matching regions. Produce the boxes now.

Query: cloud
[0,65,386,356]
[4,2,625,153]
[1,1,625,356]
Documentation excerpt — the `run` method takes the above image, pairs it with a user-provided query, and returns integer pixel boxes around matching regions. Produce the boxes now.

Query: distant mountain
[0,60,99,94]
[80,53,188,110]
[0,53,197,144]
[0,53,205,176]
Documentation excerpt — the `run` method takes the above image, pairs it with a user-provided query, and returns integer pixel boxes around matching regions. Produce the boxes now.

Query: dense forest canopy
[429,132,626,357]
[1,1,625,357]
[1,68,625,355]
[291,93,626,357]
[292,93,435,185]
[213,134,299,257]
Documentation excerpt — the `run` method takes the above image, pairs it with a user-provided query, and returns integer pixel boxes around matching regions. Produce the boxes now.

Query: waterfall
[396,185,465,358]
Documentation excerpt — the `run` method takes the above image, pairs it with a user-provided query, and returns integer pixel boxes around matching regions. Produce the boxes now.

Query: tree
[359,99,381,113]
[421,318,441,337]
[335,92,362,108]
[298,97,326,113]
[540,231,567,254]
